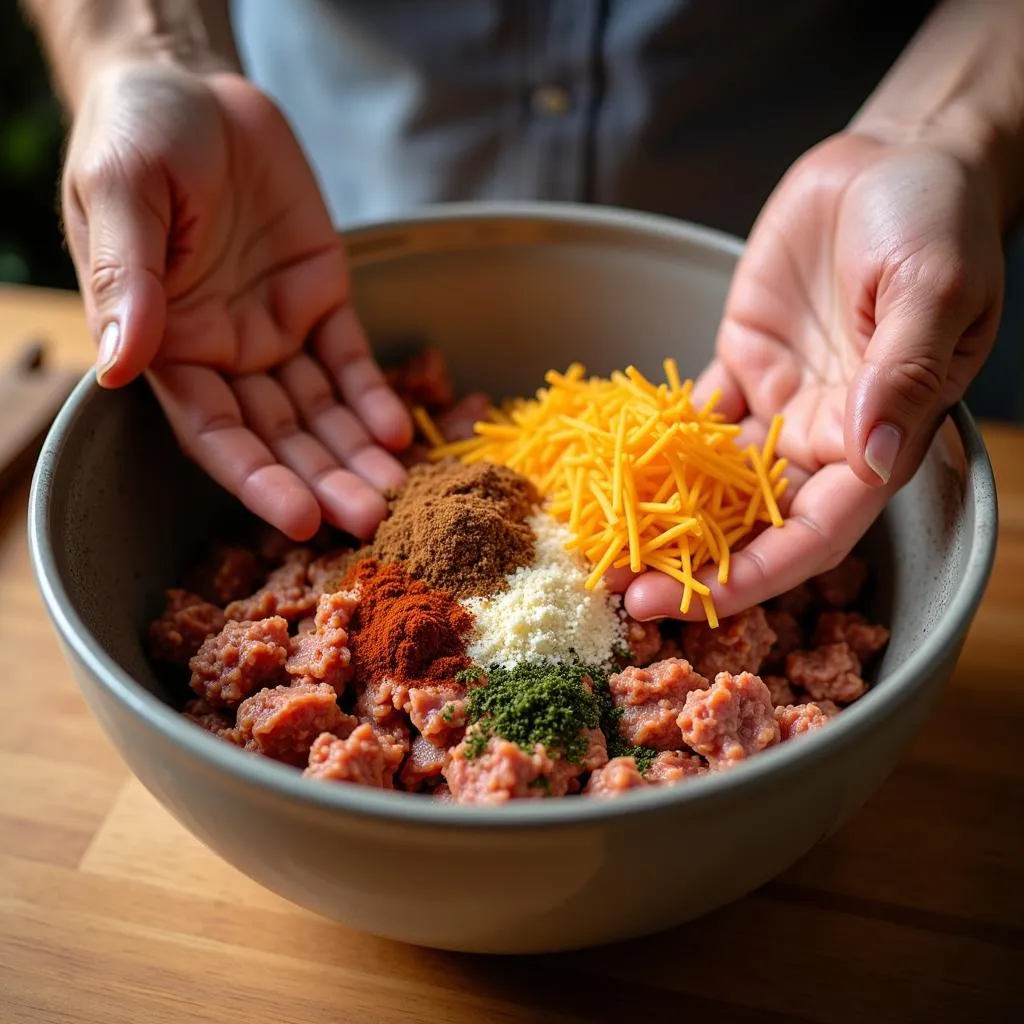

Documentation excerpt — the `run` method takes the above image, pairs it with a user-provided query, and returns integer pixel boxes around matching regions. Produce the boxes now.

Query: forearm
[851,0,1024,229]
[22,0,240,113]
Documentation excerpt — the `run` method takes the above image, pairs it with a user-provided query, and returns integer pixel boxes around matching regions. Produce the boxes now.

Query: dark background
[0,5,77,291]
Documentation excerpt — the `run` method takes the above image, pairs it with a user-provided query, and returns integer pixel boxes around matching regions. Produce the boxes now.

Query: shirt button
[531,84,572,117]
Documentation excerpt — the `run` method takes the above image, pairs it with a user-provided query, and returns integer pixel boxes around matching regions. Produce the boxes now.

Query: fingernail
[96,320,120,382]
[865,423,901,485]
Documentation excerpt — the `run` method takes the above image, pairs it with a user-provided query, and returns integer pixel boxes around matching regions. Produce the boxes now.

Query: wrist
[31,2,239,114]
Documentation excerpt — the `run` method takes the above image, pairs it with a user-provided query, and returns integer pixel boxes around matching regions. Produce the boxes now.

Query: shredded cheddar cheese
[429,361,788,624]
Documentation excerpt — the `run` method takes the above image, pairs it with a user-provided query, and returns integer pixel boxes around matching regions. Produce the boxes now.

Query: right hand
[62,61,413,542]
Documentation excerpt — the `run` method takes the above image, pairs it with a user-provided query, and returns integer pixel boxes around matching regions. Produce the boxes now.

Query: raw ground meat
[544,727,609,797]
[765,611,803,669]
[786,643,867,704]
[609,658,710,751]
[285,591,358,693]
[405,684,467,748]
[811,555,869,609]
[399,734,447,790]
[224,550,319,624]
[236,681,355,766]
[445,735,556,804]
[181,698,242,745]
[307,550,363,595]
[764,675,798,707]
[771,582,814,618]
[621,615,662,667]
[432,783,454,801]
[645,750,708,785]
[813,611,890,664]
[303,725,394,788]
[775,702,833,741]
[186,544,264,606]
[188,616,291,708]
[437,393,492,441]
[584,756,646,797]
[148,590,226,668]
[677,671,780,769]
[682,607,777,678]
[385,347,454,412]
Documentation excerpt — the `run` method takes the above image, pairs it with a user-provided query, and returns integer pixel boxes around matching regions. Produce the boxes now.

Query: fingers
[275,354,407,493]
[846,260,995,489]
[147,364,322,541]
[64,157,170,389]
[232,371,391,540]
[623,463,887,621]
[313,305,413,452]
[691,358,747,422]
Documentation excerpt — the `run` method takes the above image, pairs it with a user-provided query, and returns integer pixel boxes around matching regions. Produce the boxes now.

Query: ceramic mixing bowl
[29,202,997,953]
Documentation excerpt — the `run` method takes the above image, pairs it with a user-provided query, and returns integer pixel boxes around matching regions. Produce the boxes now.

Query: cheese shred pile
[426,361,788,626]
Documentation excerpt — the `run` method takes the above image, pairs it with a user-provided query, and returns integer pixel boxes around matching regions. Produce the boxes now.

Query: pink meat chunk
[303,724,394,788]
[682,607,777,678]
[405,684,467,748]
[764,675,798,707]
[546,727,609,797]
[224,550,319,623]
[813,611,890,664]
[236,681,354,766]
[765,610,803,669]
[775,702,833,741]
[584,757,647,797]
[786,643,867,704]
[148,589,226,668]
[621,614,663,667]
[677,671,780,769]
[188,616,290,708]
[186,544,264,606]
[385,346,455,412]
[771,582,814,618]
[432,783,454,801]
[436,392,492,441]
[181,698,242,745]
[307,550,362,595]
[285,590,358,694]
[811,554,869,609]
[609,658,710,751]
[645,750,709,785]
[444,735,557,805]
[399,734,447,790]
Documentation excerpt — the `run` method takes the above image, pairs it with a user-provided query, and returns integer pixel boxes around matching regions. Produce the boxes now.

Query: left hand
[625,132,1004,621]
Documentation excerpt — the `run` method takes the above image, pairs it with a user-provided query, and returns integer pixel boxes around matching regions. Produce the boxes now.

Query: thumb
[71,163,170,388]
[846,271,977,489]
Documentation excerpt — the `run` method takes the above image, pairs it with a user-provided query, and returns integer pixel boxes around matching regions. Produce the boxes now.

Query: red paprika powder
[344,559,472,686]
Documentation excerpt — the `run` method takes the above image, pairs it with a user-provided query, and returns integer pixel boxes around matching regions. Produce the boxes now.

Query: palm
[65,67,411,542]
[625,134,1002,620]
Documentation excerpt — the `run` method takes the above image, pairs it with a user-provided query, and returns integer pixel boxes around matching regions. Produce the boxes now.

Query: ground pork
[147,590,226,668]
[609,658,709,750]
[677,671,780,769]
[682,607,777,678]
[188,616,290,708]
[786,643,867,703]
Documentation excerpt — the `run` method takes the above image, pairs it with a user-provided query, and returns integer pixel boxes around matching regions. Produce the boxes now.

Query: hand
[62,62,412,542]
[625,132,1004,621]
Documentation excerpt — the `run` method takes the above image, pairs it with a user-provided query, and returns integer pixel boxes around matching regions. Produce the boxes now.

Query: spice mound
[372,461,539,599]
[149,347,891,806]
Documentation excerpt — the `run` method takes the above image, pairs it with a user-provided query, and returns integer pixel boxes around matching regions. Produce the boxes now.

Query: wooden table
[0,283,1021,1023]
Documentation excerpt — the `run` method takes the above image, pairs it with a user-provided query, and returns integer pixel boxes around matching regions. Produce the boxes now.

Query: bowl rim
[28,200,999,830]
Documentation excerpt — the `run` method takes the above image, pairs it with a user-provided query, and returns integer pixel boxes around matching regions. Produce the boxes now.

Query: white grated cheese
[462,512,625,669]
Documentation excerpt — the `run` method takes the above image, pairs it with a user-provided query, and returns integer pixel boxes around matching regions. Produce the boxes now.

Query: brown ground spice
[372,461,539,599]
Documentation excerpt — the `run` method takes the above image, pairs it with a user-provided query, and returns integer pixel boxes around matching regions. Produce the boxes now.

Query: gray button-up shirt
[232,0,935,236]
[231,0,1022,420]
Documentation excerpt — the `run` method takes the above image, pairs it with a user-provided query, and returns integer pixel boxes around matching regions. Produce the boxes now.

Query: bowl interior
[42,206,989,737]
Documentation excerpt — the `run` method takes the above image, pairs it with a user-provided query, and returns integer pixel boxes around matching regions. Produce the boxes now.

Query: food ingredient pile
[147,348,889,804]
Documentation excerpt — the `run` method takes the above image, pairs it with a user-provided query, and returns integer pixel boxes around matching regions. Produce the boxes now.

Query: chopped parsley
[591,673,659,775]
[464,661,602,763]
[455,665,485,684]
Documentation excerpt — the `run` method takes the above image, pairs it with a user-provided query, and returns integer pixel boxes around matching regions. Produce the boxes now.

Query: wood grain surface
[0,284,1021,1023]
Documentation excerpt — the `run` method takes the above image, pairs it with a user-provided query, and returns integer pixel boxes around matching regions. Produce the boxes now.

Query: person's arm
[22,0,241,112]
[851,0,1024,230]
